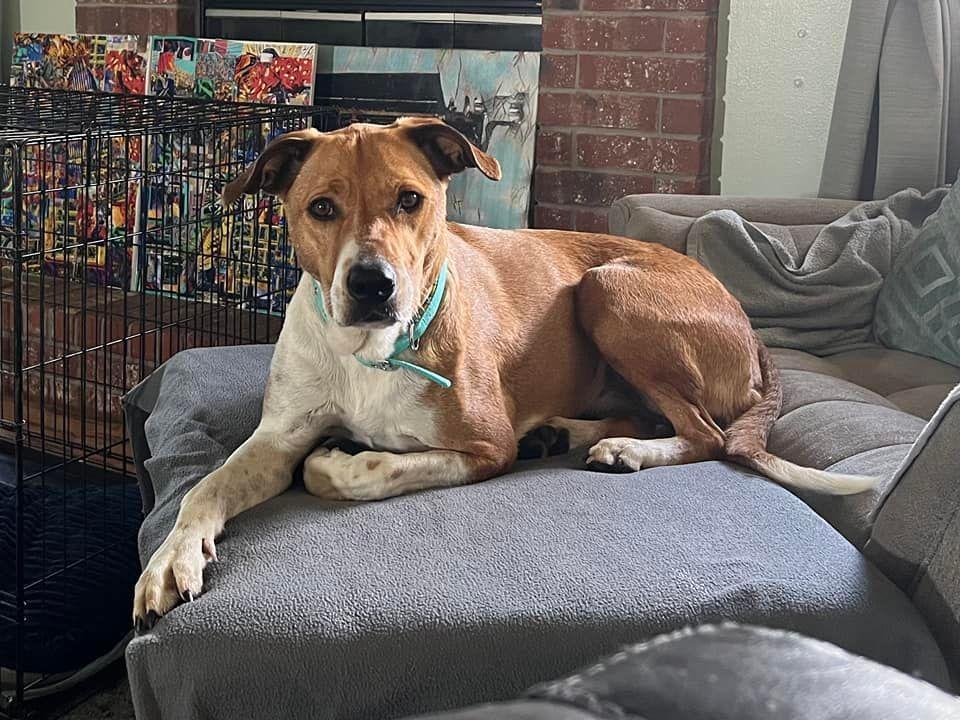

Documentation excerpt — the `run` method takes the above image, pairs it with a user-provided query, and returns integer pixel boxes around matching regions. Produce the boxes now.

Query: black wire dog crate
[0,86,320,717]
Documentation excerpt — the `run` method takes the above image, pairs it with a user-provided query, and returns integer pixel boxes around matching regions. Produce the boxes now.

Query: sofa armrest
[867,383,960,679]
[608,194,860,252]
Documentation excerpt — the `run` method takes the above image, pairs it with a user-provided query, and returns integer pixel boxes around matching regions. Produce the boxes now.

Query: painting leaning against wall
[149,36,317,105]
[11,33,148,94]
[12,33,99,91]
[314,46,540,229]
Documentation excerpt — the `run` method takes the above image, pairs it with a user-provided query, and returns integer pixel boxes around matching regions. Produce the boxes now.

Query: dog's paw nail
[137,611,160,633]
[181,590,194,603]
[202,537,218,562]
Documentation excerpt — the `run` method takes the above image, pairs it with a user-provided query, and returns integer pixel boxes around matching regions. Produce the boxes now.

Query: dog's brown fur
[131,116,877,631]
[224,117,874,497]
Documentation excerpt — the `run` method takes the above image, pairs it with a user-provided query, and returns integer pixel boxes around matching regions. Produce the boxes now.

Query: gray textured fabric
[875,174,960,366]
[411,624,960,720]
[608,195,860,256]
[825,347,960,398]
[125,346,949,720]
[769,401,924,471]
[868,383,960,680]
[766,369,922,547]
[123,365,168,515]
[820,0,960,200]
[610,195,862,227]
[412,702,594,720]
[686,187,949,354]
[887,385,960,420]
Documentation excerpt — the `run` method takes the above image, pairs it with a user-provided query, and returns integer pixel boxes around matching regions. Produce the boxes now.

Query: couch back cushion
[875,177,960,366]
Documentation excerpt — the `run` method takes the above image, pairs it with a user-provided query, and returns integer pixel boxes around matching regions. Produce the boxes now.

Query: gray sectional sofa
[124,194,960,720]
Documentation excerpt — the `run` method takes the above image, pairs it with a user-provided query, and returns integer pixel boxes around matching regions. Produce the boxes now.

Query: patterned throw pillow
[875,179,960,367]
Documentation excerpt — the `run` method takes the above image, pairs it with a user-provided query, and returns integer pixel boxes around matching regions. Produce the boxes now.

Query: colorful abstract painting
[148,36,197,97]
[11,33,145,95]
[233,42,316,105]
[0,134,141,288]
[103,35,149,95]
[149,37,316,105]
[313,46,539,228]
[195,38,238,101]
[12,33,103,91]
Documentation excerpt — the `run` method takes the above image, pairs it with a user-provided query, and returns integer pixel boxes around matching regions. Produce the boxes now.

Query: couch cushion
[126,346,948,720]
[768,347,960,548]
[771,346,960,420]
[826,348,960,402]
[887,385,959,419]
[765,353,924,548]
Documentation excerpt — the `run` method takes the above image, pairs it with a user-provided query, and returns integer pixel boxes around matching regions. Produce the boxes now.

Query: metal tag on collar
[408,322,421,352]
[372,359,398,372]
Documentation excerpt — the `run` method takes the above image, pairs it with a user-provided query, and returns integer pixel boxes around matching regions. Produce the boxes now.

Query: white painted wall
[717,0,852,197]
[19,0,76,34]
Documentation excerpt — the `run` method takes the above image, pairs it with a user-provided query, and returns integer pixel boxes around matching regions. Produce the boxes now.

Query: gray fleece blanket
[125,346,948,720]
[687,186,949,354]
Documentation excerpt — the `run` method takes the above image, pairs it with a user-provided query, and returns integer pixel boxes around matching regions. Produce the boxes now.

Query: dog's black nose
[346,259,396,306]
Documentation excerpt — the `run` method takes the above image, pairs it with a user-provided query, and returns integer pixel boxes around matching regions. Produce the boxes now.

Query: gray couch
[124,195,960,720]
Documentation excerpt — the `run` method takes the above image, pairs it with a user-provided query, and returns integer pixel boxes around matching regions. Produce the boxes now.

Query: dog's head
[223,117,500,333]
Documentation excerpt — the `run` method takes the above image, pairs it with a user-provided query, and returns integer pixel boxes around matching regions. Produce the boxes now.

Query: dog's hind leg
[576,259,757,472]
[586,388,724,470]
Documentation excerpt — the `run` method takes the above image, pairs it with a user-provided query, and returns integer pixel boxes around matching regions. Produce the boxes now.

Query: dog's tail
[723,338,877,496]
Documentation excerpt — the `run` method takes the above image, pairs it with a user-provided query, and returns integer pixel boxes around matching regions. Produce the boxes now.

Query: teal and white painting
[314,46,540,229]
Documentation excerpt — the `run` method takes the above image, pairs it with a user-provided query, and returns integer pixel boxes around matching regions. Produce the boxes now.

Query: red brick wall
[535,0,717,232]
[76,0,196,36]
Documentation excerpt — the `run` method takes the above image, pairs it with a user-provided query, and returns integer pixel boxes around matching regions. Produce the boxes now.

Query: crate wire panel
[0,87,318,717]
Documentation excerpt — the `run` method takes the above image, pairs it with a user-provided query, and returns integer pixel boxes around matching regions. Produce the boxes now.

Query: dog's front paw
[304,446,353,499]
[304,448,393,501]
[133,530,215,634]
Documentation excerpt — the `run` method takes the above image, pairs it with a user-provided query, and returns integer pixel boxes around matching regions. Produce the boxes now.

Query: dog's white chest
[272,285,441,453]
[325,358,438,452]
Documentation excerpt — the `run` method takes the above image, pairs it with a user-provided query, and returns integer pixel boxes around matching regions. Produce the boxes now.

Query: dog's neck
[311,246,452,370]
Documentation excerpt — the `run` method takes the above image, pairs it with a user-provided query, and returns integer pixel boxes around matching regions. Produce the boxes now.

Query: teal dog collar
[311,261,452,389]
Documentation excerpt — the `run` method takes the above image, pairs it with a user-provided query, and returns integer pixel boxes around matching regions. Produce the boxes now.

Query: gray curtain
[820,0,959,200]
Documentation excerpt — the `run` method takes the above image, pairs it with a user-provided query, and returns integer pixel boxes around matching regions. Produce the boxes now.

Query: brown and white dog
[132,117,874,629]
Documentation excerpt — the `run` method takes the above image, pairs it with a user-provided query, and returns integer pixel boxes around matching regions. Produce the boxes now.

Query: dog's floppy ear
[222,128,320,205]
[401,117,501,182]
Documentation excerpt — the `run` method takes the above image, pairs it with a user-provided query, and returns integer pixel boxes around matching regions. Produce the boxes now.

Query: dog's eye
[309,197,336,220]
[398,191,422,213]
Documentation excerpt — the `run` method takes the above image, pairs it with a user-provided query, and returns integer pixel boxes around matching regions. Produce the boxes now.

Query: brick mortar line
[536,166,698,177]
[536,202,642,211]
[539,88,711,99]
[538,125,709,141]
[543,10,719,18]
[537,202,627,209]
[545,49,712,59]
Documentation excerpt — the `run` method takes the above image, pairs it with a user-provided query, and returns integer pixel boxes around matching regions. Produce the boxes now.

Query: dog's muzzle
[344,257,398,325]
